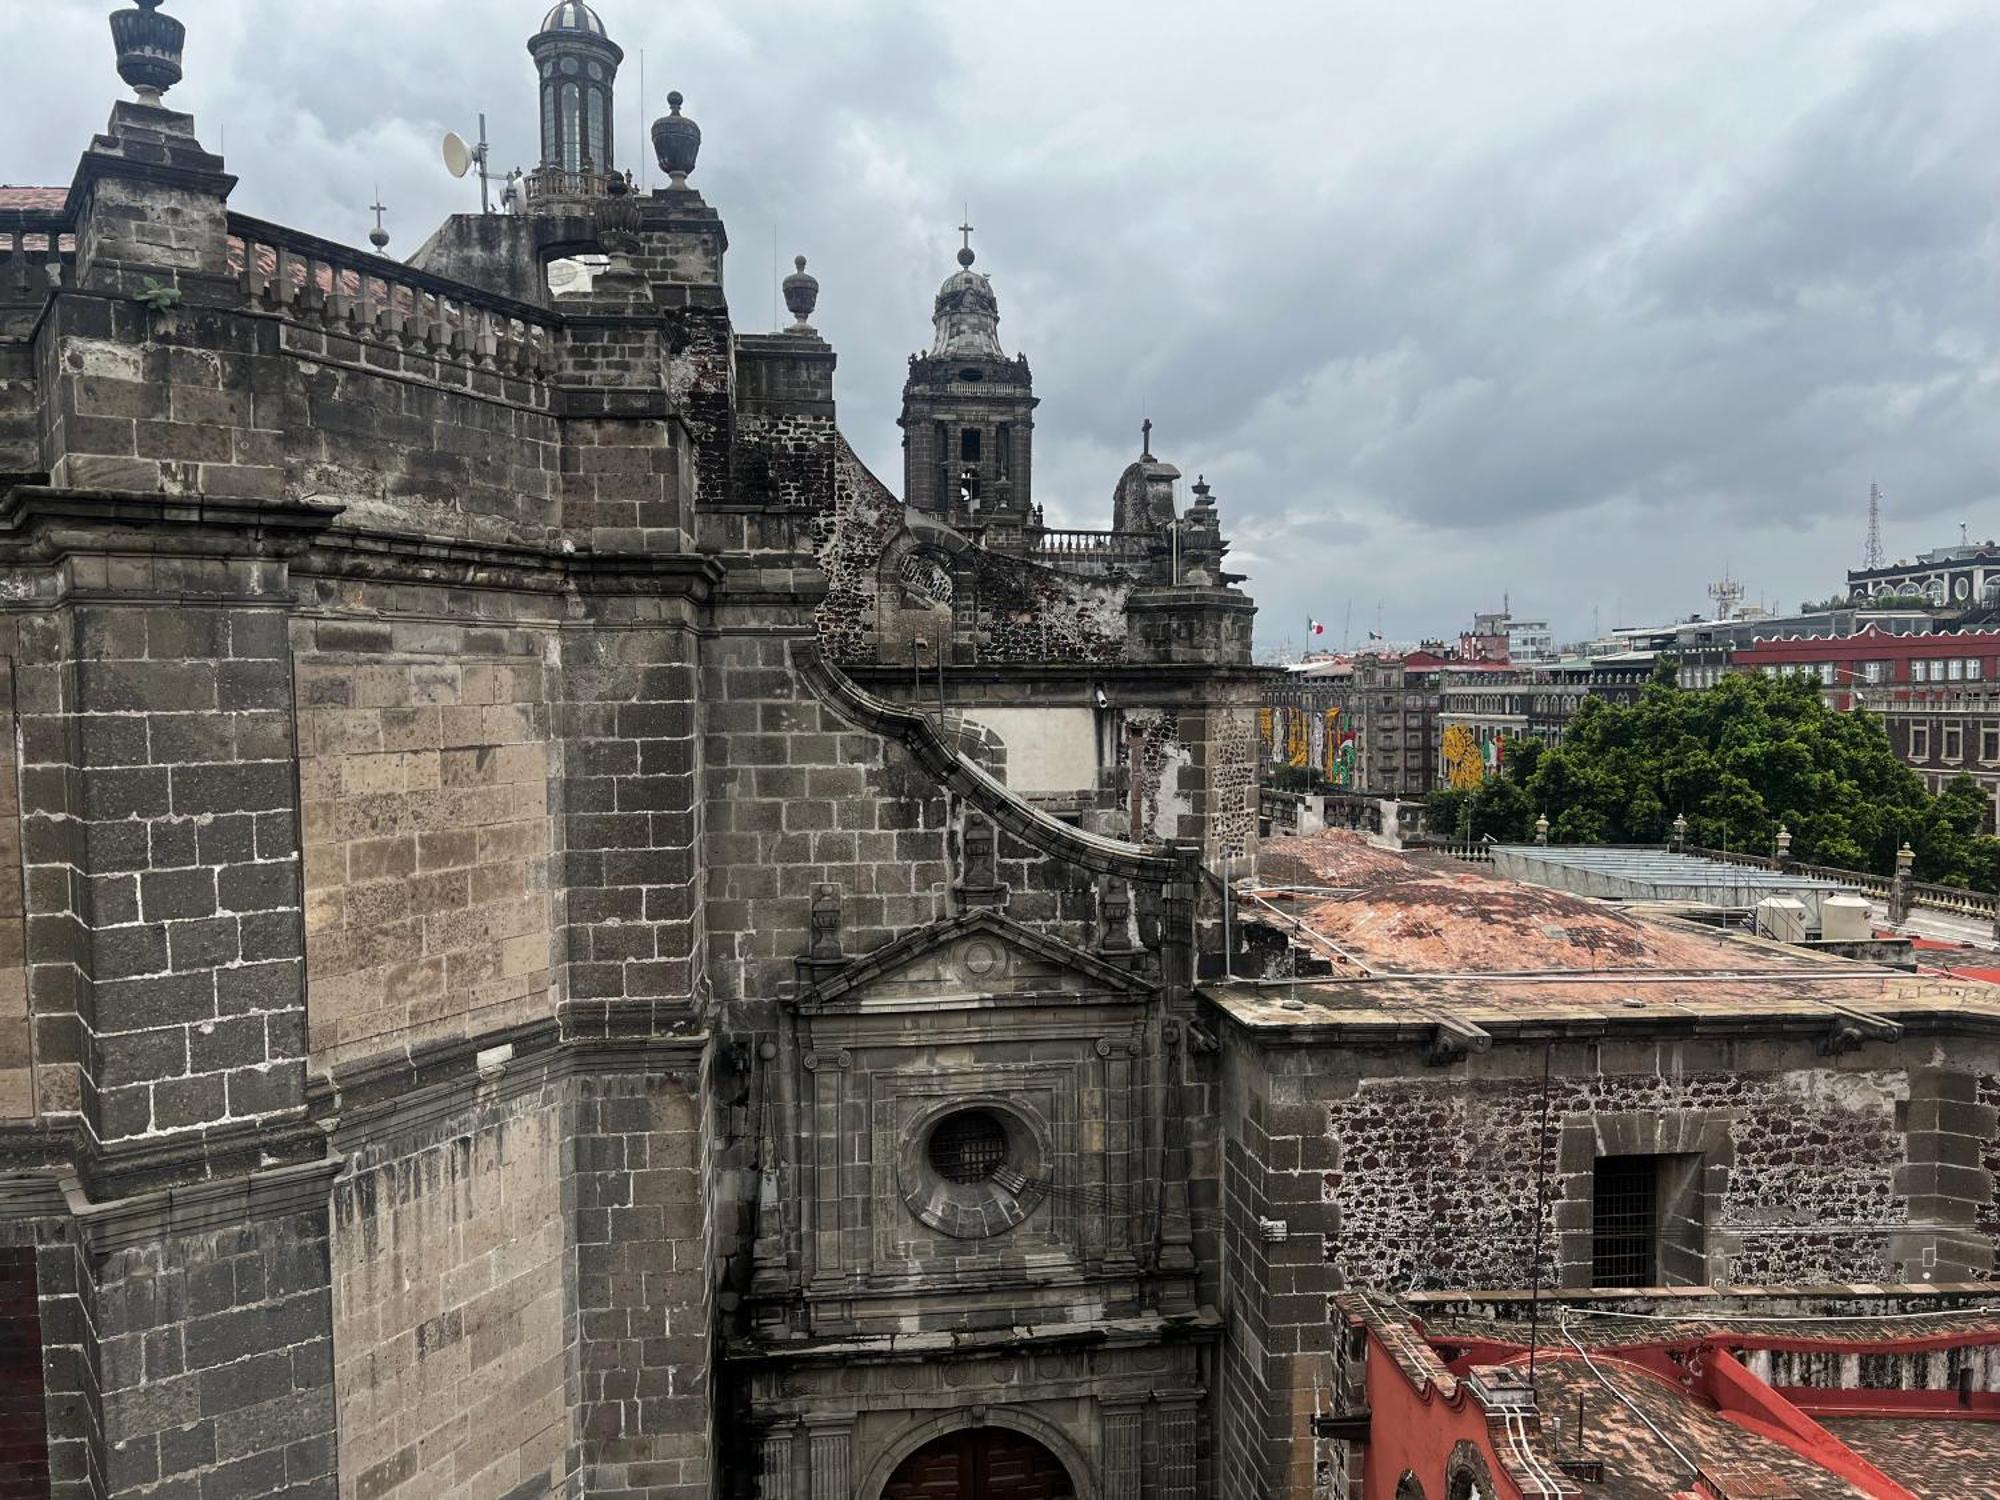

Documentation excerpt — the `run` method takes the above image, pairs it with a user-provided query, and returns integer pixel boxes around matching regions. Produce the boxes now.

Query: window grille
[1592,1155,1658,1288]
[929,1111,1008,1184]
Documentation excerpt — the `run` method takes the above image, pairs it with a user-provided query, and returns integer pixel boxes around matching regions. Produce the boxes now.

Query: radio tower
[1864,482,1885,571]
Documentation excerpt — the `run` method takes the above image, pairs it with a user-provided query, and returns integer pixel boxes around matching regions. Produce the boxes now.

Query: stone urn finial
[651,90,701,187]
[111,0,185,106]
[783,255,819,332]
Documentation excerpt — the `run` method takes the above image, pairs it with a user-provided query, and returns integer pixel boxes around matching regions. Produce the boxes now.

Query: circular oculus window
[901,1102,1048,1239]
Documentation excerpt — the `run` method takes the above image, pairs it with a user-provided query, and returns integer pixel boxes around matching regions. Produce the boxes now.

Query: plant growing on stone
[134,275,183,332]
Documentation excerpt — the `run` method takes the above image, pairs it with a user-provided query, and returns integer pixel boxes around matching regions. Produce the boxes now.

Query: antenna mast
[1864,482,1885,571]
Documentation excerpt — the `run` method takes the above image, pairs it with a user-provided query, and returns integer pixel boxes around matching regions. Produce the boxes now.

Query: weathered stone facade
[0,5,1258,1498]
[11,8,2000,1500]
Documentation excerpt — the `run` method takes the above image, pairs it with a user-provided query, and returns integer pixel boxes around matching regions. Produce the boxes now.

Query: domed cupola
[530,2,624,178]
[540,1,609,35]
[931,237,1005,359]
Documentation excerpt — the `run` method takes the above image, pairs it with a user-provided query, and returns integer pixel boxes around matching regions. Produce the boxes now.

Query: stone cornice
[796,906,1158,1010]
[310,1012,709,1140]
[56,1155,341,1255]
[725,1305,1222,1369]
[1198,989,2000,1051]
[298,523,726,598]
[0,487,342,561]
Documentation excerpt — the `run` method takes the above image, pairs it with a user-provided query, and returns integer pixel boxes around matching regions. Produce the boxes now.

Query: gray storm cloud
[8,0,1997,649]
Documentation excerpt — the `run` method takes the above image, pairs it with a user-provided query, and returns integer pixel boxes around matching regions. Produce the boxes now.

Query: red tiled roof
[1825,1417,2000,1498]
[1251,831,1796,974]
[1342,1289,2000,1500]
[0,186,67,212]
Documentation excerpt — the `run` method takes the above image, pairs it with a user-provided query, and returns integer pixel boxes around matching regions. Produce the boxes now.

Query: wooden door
[880,1428,1076,1500]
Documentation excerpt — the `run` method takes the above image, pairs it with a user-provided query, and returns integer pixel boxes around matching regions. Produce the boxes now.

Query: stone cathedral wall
[296,649,557,1070]
[330,1085,568,1500]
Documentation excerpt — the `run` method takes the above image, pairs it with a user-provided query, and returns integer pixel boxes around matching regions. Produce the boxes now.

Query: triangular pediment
[800,909,1153,1010]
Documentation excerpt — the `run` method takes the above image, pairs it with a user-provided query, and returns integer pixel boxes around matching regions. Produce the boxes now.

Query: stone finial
[1533,812,1550,846]
[111,0,185,105]
[652,91,701,186]
[368,199,390,253]
[1895,841,1916,876]
[1775,824,1793,861]
[783,255,819,332]
[957,815,1003,907]
[1100,878,1134,954]
[1190,474,1215,508]
[808,884,842,961]
[1671,812,1689,849]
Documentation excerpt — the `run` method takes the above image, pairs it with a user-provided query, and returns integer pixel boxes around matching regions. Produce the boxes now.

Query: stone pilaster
[1102,1399,1144,1500]
[758,1425,798,1500]
[805,1418,851,1500]
[1158,1394,1199,1500]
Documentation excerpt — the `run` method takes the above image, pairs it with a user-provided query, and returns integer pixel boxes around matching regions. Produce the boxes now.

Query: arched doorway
[881,1427,1078,1500]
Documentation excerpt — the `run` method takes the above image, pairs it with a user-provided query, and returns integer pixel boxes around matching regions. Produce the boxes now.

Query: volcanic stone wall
[1320,1058,1911,1291]
[812,446,1128,670]
[330,1082,568,1500]
[0,342,35,473]
[295,648,556,1071]
[564,1063,714,1498]
[93,1207,337,1500]
[701,615,954,1007]
[0,653,28,1121]
[32,582,309,1155]
[1209,1028,2000,1500]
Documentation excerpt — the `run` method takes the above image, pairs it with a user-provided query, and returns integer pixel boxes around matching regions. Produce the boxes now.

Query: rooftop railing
[1029,527,1153,575]
[1,210,73,315]
[228,214,555,379]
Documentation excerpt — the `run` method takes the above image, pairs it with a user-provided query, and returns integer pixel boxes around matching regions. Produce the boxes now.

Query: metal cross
[370,199,388,234]
[958,217,974,254]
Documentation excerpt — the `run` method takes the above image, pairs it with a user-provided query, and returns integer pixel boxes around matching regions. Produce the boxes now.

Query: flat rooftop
[1208,832,1998,1035]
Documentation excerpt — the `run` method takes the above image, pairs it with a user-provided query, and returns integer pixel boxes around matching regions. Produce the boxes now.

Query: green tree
[1508,673,1992,889]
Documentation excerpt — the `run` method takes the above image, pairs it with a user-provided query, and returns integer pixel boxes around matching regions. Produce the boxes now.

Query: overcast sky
[9,1,2000,654]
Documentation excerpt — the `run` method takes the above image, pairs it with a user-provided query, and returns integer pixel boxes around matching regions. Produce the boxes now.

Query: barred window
[928,1111,1007,1184]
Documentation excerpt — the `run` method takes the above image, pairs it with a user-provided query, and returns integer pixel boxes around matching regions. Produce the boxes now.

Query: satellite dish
[442,132,474,179]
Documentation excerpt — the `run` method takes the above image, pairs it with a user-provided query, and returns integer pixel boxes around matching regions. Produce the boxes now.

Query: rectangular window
[1592,1156,1660,1288]
[1982,727,1999,765]
[1911,724,1931,760]
[960,427,981,462]
[996,423,1012,477]
[1971,659,1985,682]
[1944,724,1964,762]
[1950,659,1966,682]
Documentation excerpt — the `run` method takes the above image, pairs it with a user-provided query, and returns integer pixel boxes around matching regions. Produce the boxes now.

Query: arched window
[1395,1472,1429,1500]
[587,87,607,170]
[561,83,582,173]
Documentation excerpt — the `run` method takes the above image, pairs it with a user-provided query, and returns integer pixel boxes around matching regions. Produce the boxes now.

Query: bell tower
[899,223,1039,535]
[529,2,623,179]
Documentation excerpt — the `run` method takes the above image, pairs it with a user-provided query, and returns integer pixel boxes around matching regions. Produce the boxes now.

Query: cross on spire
[1141,418,1153,460]
[956,207,976,267]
